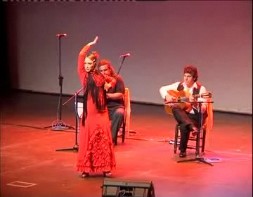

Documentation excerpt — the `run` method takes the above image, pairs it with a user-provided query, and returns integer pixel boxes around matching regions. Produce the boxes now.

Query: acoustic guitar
[164,90,212,115]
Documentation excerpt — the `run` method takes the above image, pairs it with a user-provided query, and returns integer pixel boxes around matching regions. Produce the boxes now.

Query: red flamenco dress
[76,45,116,175]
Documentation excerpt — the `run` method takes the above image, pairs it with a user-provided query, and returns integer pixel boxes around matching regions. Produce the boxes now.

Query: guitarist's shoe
[179,151,186,158]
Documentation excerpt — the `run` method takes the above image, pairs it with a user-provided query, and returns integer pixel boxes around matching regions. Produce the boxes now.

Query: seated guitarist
[159,65,209,158]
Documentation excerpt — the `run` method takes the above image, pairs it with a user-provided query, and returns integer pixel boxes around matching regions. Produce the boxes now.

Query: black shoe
[113,139,117,146]
[81,172,89,178]
[103,171,112,177]
[179,151,186,158]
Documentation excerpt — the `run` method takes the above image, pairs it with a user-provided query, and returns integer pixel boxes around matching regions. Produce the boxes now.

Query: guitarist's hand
[164,95,177,107]
[184,102,193,113]
[189,95,198,108]
[188,95,196,102]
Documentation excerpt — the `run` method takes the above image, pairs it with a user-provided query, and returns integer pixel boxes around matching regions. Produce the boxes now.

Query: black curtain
[0,2,11,95]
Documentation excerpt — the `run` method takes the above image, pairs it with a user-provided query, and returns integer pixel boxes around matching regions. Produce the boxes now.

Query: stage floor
[1,91,252,197]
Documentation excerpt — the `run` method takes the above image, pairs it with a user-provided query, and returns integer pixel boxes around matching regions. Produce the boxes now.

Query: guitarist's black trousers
[172,106,203,152]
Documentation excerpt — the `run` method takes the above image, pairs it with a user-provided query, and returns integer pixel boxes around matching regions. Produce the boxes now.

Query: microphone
[56,33,67,37]
[120,53,131,58]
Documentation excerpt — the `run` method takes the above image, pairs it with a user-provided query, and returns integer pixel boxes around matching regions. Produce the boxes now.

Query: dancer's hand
[88,36,98,46]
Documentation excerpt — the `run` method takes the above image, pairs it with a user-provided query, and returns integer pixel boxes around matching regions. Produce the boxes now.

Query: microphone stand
[44,34,74,131]
[56,87,83,152]
[177,101,213,166]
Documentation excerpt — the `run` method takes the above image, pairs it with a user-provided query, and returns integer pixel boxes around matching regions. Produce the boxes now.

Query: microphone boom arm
[117,56,127,75]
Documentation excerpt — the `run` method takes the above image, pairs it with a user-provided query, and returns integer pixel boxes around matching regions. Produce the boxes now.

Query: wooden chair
[173,102,213,155]
[116,87,131,144]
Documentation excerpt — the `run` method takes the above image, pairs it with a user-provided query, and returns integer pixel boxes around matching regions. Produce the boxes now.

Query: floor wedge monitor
[102,178,155,197]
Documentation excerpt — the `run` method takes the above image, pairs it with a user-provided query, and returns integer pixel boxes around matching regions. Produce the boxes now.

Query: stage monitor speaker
[102,178,155,197]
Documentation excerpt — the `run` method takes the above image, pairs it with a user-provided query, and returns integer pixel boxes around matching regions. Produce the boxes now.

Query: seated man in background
[98,59,125,145]
[159,65,210,158]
